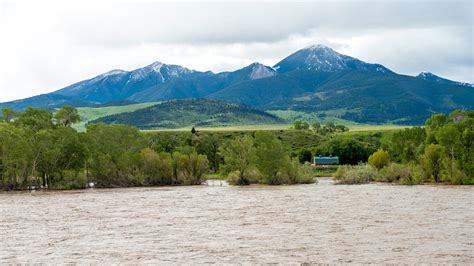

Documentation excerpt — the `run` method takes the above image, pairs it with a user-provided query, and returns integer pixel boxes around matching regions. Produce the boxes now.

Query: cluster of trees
[335,110,474,185]
[220,132,314,185]
[383,110,473,184]
[0,107,211,190]
[0,106,314,190]
[293,121,348,134]
[2,105,471,190]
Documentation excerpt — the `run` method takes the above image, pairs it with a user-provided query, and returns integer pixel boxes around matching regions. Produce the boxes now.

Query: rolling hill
[1,44,473,125]
[92,99,285,129]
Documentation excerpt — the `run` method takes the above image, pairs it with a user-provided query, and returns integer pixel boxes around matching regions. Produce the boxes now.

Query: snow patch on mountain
[249,63,276,80]
[417,71,474,87]
[274,44,392,74]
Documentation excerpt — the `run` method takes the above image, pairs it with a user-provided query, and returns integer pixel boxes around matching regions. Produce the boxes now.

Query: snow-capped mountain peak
[305,44,331,51]
[274,44,392,74]
[147,61,164,72]
[417,71,474,87]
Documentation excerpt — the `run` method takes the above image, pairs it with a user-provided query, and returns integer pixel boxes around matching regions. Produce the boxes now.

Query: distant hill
[2,44,473,125]
[92,99,285,129]
[73,101,161,131]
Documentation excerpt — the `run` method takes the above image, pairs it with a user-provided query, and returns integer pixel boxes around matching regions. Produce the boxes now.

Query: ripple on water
[0,183,473,264]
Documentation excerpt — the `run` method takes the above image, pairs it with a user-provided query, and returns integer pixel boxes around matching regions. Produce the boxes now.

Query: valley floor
[144,124,410,132]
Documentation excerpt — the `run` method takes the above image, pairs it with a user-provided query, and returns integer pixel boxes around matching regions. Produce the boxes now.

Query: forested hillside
[93,99,285,129]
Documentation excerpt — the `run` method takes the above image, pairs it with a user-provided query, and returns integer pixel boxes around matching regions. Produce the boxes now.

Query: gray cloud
[0,0,472,102]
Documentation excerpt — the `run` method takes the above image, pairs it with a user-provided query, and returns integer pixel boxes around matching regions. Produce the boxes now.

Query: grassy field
[345,124,411,132]
[268,109,358,125]
[71,101,411,133]
[73,102,160,131]
[144,124,292,132]
[144,124,410,133]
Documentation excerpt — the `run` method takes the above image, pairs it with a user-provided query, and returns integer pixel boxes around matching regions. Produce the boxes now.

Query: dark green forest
[0,106,473,190]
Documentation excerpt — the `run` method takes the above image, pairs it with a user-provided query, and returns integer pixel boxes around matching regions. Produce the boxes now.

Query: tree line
[334,110,474,185]
[1,106,472,190]
[0,106,314,190]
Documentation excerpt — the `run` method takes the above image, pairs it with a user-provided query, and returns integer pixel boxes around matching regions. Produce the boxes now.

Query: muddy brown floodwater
[1,180,473,264]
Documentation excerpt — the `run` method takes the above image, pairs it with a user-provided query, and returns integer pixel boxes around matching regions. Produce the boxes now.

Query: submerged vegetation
[0,105,472,190]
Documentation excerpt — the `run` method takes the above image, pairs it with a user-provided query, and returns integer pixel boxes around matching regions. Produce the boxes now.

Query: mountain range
[1,44,473,125]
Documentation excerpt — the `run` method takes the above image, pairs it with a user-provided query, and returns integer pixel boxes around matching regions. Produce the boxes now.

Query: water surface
[1,182,473,263]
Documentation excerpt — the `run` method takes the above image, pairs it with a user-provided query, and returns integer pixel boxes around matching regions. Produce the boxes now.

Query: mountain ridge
[1,44,473,125]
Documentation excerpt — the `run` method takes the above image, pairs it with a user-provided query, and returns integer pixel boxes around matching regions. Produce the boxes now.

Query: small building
[314,156,339,165]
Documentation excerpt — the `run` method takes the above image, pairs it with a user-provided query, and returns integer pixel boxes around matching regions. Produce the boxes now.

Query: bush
[376,163,412,183]
[140,148,173,185]
[400,168,423,185]
[333,164,377,184]
[441,163,474,185]
[294,162,317,184]
[368,149,390,169]
[219,136,256,185]
[420,144,444,183]
[283,159,316,184]
[50,170,87,190]
[173,152,209,185]
[226,169,259,185]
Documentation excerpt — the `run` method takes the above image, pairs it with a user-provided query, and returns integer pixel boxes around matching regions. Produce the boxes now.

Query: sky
[0,0,472,102]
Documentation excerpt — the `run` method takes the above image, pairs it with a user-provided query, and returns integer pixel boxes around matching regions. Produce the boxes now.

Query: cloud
[0,0,472,102]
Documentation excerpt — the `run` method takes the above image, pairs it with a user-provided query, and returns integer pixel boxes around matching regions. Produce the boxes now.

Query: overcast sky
[0,0,472,102]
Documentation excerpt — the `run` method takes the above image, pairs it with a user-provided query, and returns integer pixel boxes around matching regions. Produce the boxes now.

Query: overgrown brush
[333,164,376,184]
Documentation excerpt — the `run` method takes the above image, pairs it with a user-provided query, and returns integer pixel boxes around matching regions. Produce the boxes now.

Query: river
[1,180,473,264]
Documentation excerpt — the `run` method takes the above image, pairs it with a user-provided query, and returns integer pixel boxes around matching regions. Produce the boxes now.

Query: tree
[15,107,53,132]
[254,131,291,184]
[314,136,372,165]
[426,113,447,131]
[196,134,221,172]
[37,127,87,187]
[140,148,173,185]
[0,107,17,123]
[85,123,146,186]
[0,123,32,189]
[293,121,309,130]
[298,149,313,163]
[421,144,444,183]
[368,149,390,169]
[173,152,209,185]
[55,105,80,127]
[219,136,256,185]
[385,127,426,163]
[147,132,183,153]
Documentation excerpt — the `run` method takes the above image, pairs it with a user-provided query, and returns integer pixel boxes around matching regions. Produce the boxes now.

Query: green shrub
[219,136,256,185]
[420,144,444,183]
[281,159,316,184]
[399,164,423,185]
[173,152,209,185]
[294,162,317,184]
[226,169,260,185]
[441,163,474,185]
[140,148,173,185]
[368,149,390,169]
[333,164,376,184]
[376,163,412,183]
[51,170,87,190]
